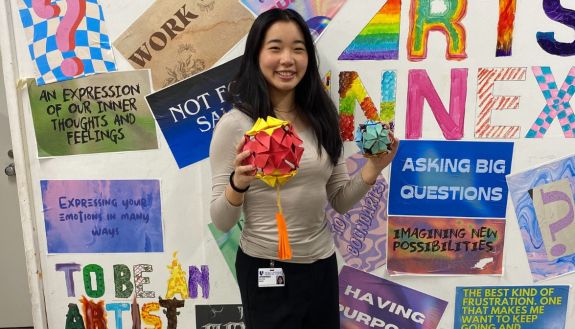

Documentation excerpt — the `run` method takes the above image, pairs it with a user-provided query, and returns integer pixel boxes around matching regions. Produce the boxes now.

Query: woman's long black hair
[228,8,343,166]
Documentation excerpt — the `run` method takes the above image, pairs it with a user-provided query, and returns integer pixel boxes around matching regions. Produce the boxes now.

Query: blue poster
[454,286,569,329]
[146,57,240,168]
[41,180,163,253]
[388,140,514,218]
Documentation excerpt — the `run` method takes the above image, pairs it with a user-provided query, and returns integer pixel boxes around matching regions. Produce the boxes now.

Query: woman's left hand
[361,132,400,185]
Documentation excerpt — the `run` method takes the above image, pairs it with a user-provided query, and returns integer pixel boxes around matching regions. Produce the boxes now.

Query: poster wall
[6,0,575,329]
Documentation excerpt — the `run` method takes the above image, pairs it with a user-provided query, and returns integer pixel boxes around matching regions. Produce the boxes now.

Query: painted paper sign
[326,153,388,272]
[454,286,569,329]
[240,0,348,40]
[387,216,505,275]
[146,57,240,168]
[41,180,163,253]
[114,0,253,89]
[27,70,157,157]
[388,140,514,218]
[207,217,244,281]
[339,266,447,329]
[17,0,116,85]
[506,155,575,281]
[195,304,244,328]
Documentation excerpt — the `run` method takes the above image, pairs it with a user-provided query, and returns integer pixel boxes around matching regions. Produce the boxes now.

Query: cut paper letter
[339,0,400,60]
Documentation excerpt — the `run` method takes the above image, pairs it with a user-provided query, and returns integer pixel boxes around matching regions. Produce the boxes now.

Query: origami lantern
[242,116,304,259]
[355,120,392,156]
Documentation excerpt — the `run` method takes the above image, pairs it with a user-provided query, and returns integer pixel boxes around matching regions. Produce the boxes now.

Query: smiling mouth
[276,71,296,79]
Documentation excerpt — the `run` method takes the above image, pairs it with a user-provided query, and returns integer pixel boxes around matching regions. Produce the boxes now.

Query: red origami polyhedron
[242,117,304,187]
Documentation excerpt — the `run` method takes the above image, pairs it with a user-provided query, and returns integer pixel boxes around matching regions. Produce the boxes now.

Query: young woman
[209,8,398,329]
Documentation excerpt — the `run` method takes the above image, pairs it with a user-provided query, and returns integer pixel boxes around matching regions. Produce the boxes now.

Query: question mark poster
[17,0,116,85]
[506,155,575,282]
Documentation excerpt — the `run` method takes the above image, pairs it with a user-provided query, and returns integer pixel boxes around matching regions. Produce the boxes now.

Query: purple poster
[326,153,388,272]
[41,180,163,253]
[339,266,447,329]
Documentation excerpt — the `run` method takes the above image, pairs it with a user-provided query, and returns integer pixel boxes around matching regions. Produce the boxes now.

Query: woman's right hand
[231,138,257,191]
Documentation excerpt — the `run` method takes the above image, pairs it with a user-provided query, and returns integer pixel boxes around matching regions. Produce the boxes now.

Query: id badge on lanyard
[258,260,285,287]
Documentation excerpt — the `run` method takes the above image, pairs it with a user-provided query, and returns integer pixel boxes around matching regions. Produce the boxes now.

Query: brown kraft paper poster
[114,0,253,89]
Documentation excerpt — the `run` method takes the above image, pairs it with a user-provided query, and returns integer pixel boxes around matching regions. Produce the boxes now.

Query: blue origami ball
[355,120,392,156]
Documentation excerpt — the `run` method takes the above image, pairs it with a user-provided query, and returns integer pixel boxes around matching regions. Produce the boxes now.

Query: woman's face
[258,21,308,98]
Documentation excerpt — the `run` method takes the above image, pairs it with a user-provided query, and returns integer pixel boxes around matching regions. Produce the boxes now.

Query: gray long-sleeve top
[209,109,372,263]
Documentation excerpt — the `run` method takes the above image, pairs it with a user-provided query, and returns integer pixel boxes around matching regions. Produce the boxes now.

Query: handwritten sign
[388,216,505,275]
[454,286,569,329]
[41,180,163,253]
[27,70,157,157]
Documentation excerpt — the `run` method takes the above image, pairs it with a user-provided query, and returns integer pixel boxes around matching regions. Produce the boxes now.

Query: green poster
[208,217,244,281]
[27,70,158,156]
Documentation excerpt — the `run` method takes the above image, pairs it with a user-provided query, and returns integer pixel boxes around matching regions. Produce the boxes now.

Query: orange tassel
[276,212,292,260]
[275,185,292,260]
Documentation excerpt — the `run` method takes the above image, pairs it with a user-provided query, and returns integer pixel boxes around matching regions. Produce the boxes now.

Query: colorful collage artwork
[240,0,348,40]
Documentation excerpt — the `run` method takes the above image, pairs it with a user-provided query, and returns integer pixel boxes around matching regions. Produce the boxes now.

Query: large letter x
[527,66,575,138]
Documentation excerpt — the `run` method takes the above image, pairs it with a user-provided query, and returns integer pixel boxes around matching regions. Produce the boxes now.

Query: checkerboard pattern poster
[17,0,116,85]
